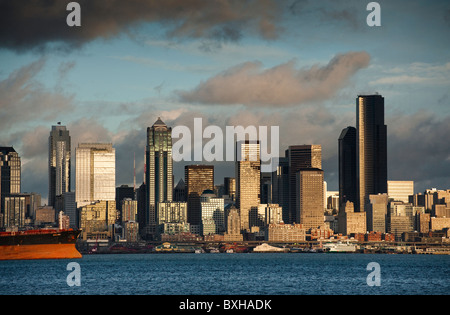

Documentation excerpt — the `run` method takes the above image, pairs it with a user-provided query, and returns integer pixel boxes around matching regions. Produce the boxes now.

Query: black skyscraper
[338,126,357,210]
[356,94,387,212]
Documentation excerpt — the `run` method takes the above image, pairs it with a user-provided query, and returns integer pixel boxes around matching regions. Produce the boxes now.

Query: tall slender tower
[287,145,321,223]
[356,94,387,212]
[145,117,172,236]
[48,124,71,207]
[235,140,260,232]
[338,126,357,210]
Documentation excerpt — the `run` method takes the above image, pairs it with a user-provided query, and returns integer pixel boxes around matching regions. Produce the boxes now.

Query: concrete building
[338,201,366,235]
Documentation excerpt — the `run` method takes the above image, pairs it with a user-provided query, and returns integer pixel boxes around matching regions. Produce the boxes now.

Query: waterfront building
[48,124,71,207]
[338,201,366,235]
[145,117,173,238]
[157,201,188,225]
[78,200,117,240]
[236,140,260,232]
[266,223,306,242]
[356,94,387,212]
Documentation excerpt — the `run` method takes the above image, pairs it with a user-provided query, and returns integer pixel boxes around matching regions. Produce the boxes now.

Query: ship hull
[0,243,82,260]
[0,229,82,261]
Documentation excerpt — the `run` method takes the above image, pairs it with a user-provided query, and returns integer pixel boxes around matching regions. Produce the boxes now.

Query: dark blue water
[1,253,449,295]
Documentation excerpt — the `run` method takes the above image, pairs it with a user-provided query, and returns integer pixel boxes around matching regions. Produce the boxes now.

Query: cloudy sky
[1,0,449,204]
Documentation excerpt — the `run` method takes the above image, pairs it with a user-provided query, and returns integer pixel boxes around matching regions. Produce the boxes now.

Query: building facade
[48,124,71,207]
[236,140,260,232]
[145,118,173,237]
[287,145,322,224]
[356,94,387,212]
[338,126,357,209]
[75,143,116,207]
[296,168,324,231]
[0,147,21,216]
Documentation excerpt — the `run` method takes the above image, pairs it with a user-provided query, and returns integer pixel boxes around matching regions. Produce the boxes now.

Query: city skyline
[1,1,450,204]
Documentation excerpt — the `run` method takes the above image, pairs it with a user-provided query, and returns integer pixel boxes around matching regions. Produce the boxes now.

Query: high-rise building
[48,124,71,207]
[0,147,21,215]
[296,168,324,230]
[271,156,289,223]
[287,145,321,223]
[75,143,115,207]
[356,94,387,212]
[145,117,173,237]
[223,177,236,201]
[387,181,414,203]
[338,126,357,209]
[366,193,388,233]
[200,190,225,235]
[185,165,214,227]
[235,140,260,232]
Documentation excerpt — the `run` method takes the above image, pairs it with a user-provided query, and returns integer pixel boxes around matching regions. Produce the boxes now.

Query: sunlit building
[236,140,260,232]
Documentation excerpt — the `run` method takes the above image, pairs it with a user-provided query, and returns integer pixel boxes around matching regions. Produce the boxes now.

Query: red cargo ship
[0,229,82,260]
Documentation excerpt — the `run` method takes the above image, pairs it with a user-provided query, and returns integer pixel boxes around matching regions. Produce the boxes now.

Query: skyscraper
[296,168,324,230]
[185,165,214,227]
[287,145,321,223]
[145,117,173,237]
[356,94,387,211]
[235,140,260,232]
[48,124,71,207]
[338,126,357,210]
[75,143,116,207]
[0,147,21,216]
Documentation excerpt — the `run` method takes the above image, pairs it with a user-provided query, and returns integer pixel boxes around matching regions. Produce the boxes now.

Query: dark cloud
[387,110,450,192]
[0,0,282,52]
[178,51,370,107]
